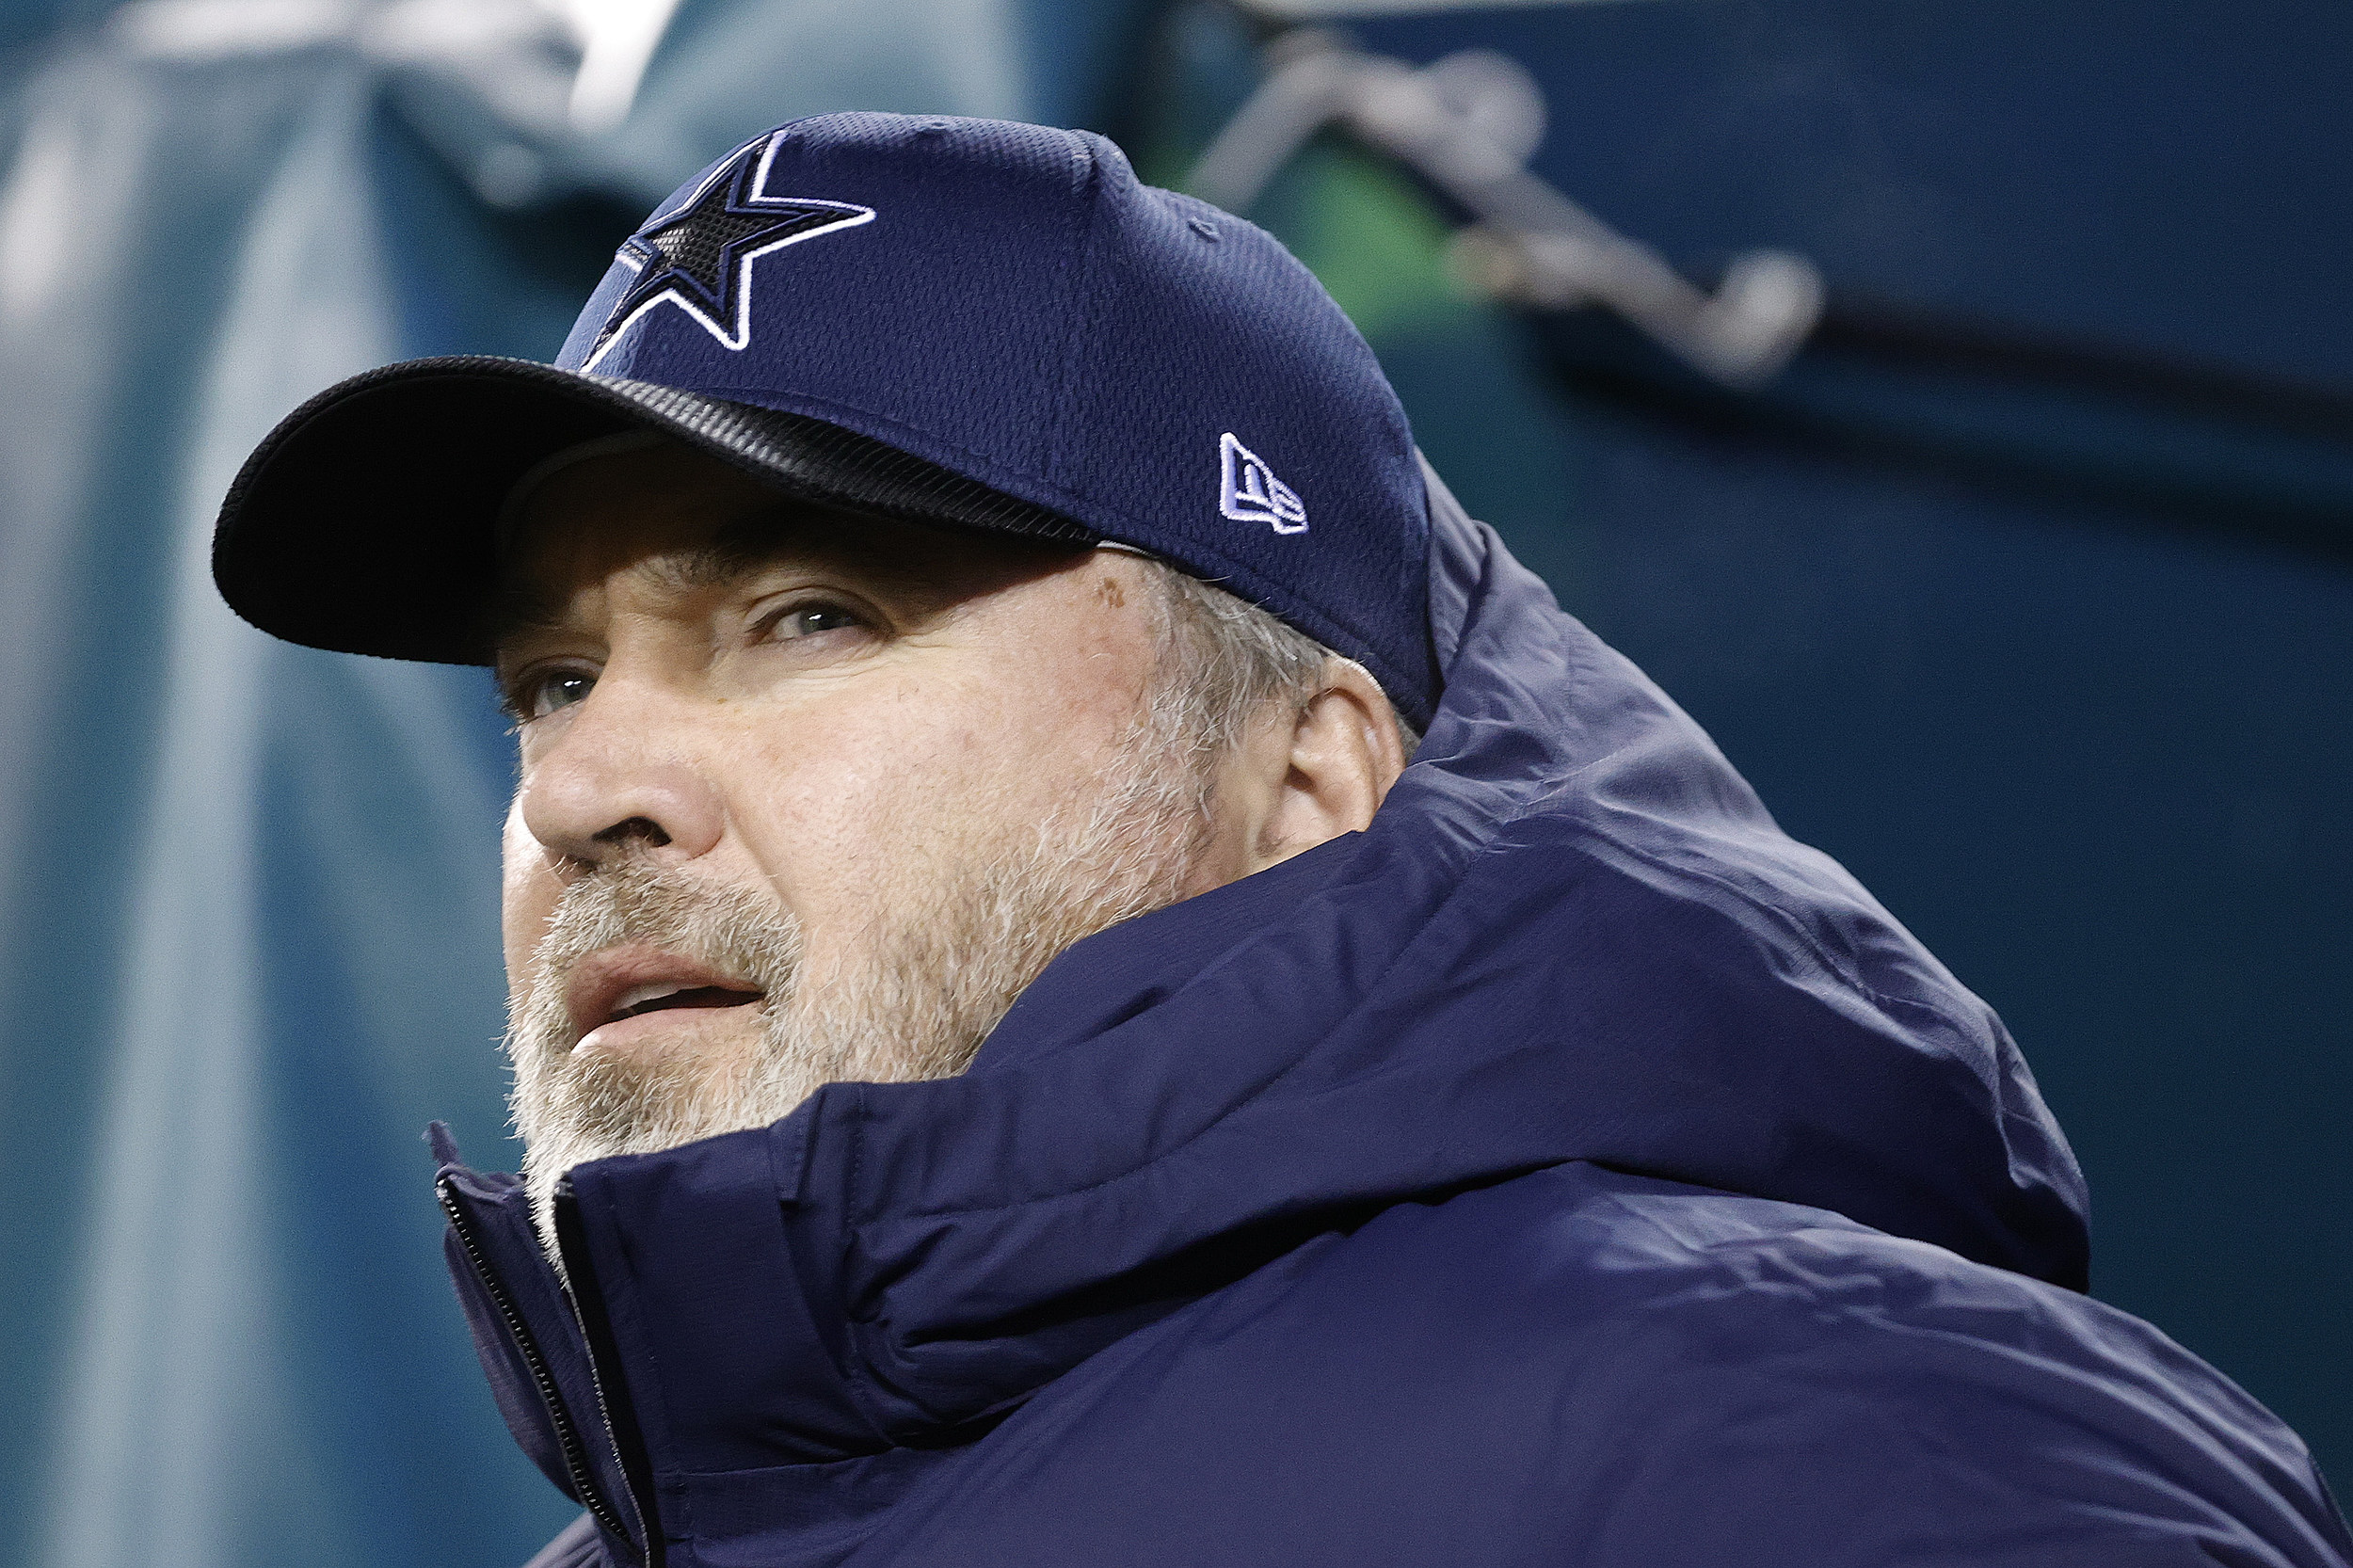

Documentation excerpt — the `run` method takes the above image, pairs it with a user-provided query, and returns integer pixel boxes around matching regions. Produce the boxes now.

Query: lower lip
[573,1000,765,1057]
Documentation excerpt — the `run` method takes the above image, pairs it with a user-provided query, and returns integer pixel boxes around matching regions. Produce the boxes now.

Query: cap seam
[1040,133,1109,494]
[660,380,1095,521]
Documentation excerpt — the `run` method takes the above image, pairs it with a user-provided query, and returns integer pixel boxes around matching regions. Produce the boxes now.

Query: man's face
[496,440,1224,1229]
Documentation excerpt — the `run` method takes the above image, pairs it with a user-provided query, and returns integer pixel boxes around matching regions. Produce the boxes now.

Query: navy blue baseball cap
[213,114,1438,728]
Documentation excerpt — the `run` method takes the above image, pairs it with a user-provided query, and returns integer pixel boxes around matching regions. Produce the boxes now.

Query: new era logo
[1219,433,1307,535]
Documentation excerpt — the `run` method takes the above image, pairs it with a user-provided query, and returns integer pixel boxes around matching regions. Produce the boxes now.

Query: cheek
[969,571,1163,773]
[500,795,558,984]
[879,619,1155,820]
[722,617,1154,923]
[722,690,1032,908]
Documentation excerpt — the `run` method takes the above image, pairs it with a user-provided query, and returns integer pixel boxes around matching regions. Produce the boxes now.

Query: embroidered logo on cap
[583,131,873,370]
[1219,432,1307,535]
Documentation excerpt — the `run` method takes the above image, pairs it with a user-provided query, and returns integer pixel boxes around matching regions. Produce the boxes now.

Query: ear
[1238,660,1410,877]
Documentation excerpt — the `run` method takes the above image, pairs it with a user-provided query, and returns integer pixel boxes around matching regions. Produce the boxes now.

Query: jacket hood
[439,461,2089,1551]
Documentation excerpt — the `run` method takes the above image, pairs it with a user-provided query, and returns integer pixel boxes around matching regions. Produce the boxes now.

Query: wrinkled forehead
[490,437,1086,645]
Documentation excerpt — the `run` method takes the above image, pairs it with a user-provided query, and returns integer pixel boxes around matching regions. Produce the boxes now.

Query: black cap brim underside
[212,356,1100,664]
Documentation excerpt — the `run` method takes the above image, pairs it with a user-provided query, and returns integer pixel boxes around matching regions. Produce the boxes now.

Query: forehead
[493,438,1074,637]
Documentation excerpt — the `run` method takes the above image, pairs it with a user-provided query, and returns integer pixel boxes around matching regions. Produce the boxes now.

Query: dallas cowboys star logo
[582,132,874,369]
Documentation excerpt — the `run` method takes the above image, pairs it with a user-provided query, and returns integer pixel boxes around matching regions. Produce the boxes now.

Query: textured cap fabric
[213,113,1438,727]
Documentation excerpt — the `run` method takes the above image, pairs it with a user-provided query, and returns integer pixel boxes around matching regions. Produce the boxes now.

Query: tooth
[616,982,689,1016]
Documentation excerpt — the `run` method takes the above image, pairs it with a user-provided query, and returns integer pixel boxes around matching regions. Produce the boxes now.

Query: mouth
[607,980,764,1021]
[567,944,768,1050]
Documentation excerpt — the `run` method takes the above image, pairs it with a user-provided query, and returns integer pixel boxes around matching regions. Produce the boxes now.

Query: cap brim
[213,355,1098,664]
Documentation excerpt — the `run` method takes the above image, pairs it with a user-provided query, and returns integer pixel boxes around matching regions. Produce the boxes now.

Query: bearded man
[212,114,2349,1568]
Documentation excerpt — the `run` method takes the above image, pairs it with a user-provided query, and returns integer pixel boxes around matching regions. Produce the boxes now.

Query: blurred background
[0,1,2345,1563]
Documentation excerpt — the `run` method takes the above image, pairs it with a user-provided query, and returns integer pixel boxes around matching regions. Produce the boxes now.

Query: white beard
[504,716,1212,1250]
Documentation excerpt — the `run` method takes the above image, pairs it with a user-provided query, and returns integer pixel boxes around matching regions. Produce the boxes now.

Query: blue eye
[518,667,596,719]
[770,603,862,640]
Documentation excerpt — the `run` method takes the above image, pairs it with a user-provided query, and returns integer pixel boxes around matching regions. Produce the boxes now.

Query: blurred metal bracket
[1187,29,1822,388]
[107,0,683,204]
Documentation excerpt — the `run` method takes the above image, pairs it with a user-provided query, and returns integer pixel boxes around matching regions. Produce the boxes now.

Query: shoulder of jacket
[1246,1161,2294,1469]
[960,1164,2346,1566]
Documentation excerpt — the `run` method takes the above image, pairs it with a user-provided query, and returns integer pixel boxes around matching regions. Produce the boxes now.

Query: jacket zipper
[437,1177,640,1555]
[554,1176,665,1568]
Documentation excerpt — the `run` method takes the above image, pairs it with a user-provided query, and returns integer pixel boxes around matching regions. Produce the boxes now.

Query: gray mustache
[517,861,804,1054]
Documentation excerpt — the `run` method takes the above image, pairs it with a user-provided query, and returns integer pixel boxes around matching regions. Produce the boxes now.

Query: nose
[515,678,726,872]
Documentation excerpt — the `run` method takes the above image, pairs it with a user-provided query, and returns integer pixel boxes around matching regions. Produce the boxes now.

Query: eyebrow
[488,508,949,648]
[634,524,790,594]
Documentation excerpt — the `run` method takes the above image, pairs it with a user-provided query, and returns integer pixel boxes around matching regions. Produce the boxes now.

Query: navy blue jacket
[437,469,2351,1568]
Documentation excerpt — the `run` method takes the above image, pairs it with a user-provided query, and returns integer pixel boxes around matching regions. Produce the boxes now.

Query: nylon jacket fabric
[439,466,2351,1568]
